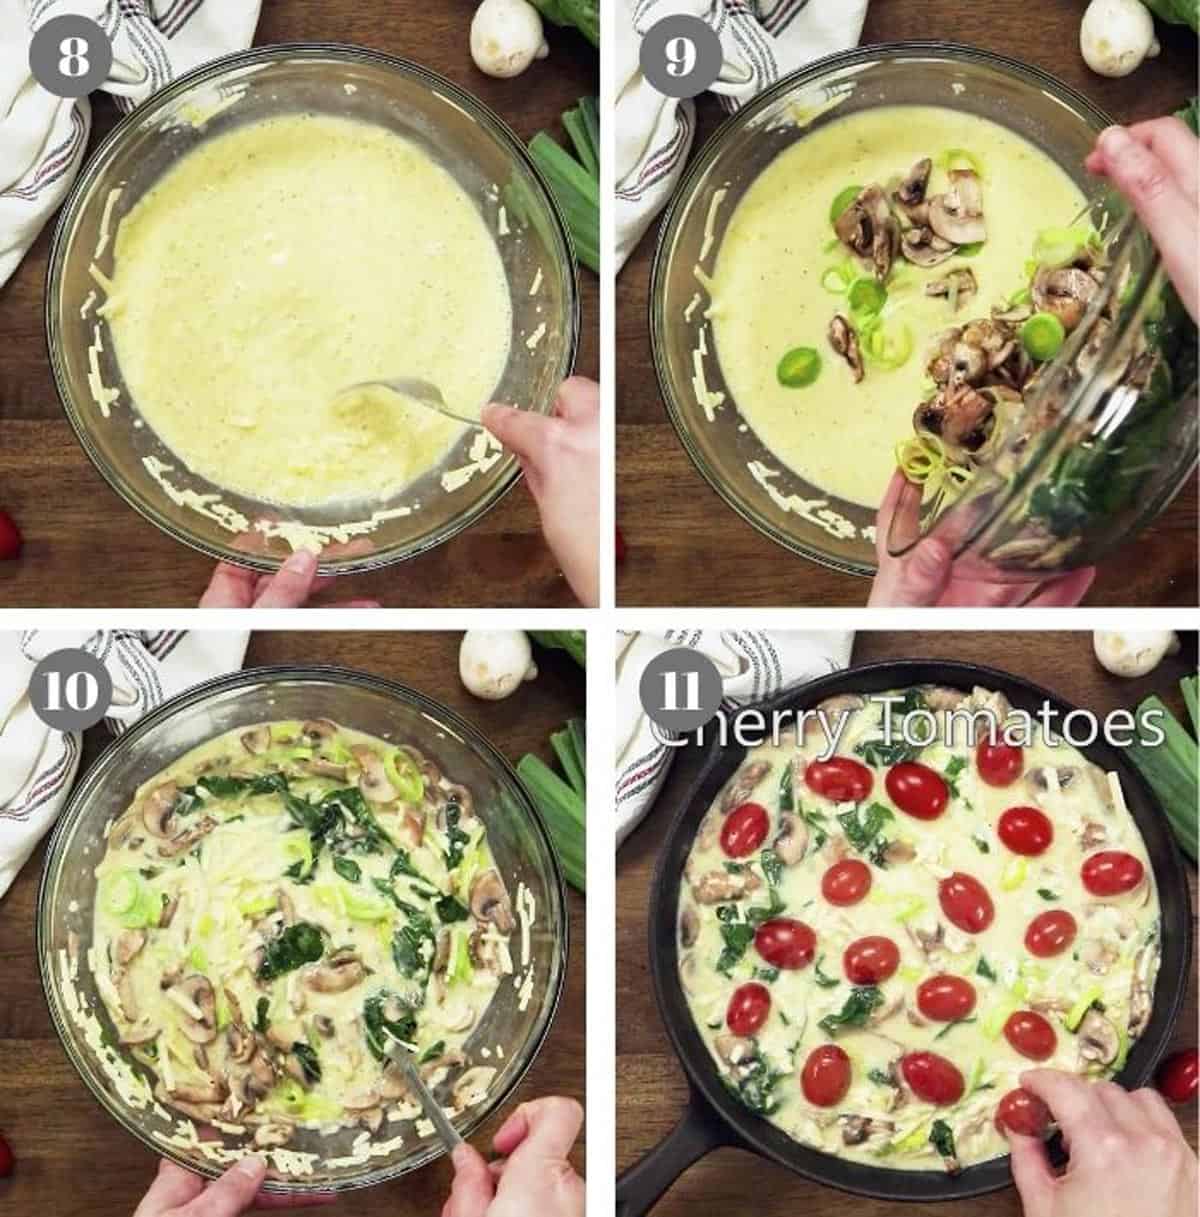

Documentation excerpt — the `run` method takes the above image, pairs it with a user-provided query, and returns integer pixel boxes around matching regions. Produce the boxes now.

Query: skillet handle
[615,1097,730,1217]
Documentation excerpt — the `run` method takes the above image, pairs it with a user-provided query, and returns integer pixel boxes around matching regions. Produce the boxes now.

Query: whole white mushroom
[1093,629,1179,677]
[470,0,549,79]
[459,630,538,700]
[1080,0,1161,78]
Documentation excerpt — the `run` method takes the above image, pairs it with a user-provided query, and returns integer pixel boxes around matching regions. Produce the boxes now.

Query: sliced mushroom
[993,299,1034,324]
[470,869,515,934]
[158,815,218,859]
[306,949,367,994]
[120,1023,160,1046]
[353,746,397,804]
[690,869,761,905]
[245,1053,278,1100]
[1129,939,1157,1036]
[679,906,700,949]
[444,783,475,819]
[720,761,770,813]
[313,1014,336,1040]
[159,895,179,930]
[773,811,808,866]
[714,1034,754,1065]
[240,726,271,755]
[171,1077,229,1105]
[901,226,957,268]
[834,185,899,279]
[155,1083,223,1124]
[883,840,916,865]
[893,157,933,222]
[1077,1008,1120,1067]
[142,783,178,838]
[115,929,146,967]
[252,1122,294,1149]
[828,313,864,383]
[380,1065,410,1102]
[226,1022,257,1066]
[840,1115,896,1146]
[303,758,348,781]
[170,975,218,1044]
[433,929,453,974]
[869,991,905,1026]
[1032,266,1099,332]
[302,719,338,743]
[452,1066,498,1111]
[397,809,426,852]
[914,384,995,454]
[925,268,978,311]
[267,1021,306,1052]
[1024,766,1078,799]
[928,169,986,246]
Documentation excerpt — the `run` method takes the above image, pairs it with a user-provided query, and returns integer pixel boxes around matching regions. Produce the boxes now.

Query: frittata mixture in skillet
[679,686,1160,1173]
[92,720,524,1154]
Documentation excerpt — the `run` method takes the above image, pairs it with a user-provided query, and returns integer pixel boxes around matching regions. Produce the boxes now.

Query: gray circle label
[640,15,723,101]
[639,647,723,735]
[30,649,113,731]
[29,15,113,99]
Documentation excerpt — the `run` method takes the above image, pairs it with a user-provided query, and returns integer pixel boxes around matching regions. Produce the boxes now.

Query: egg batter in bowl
[102,112,512,509]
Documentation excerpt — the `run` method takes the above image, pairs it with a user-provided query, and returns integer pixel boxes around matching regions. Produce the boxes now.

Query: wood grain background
[0,1,598,607]
[617,630,1198,1217]
[0,631,586,1215]
[616,0,1199,606]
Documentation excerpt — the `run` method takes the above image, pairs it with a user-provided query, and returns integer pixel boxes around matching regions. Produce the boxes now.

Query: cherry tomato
[843,935,900,984]
[916,974,977,1022]
[1004,1010,1057,1061]
[938,872,995,934]
[900,1052,965,1106]
[886,762,949,820]
[754,918,816,970]
[1156,1049,1199,1105]
[804,757,873,803]
[1024,910,1077,958]
[0,511,21,562]
[726,982,771,1036]
[720,802,769,858]
[1081,850,1145,897]
[995,1088,1051,1137]
[996,806,1054,856]
[0,1129,11,1178]
[801,1044,853,1107]
[976,739,1023,787]
[822,859,872,906]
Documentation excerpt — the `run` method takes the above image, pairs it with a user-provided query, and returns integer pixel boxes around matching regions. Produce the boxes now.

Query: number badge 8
[29,15,113,98]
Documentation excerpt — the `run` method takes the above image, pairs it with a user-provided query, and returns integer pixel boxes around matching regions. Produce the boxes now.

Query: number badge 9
[640,16,723,100]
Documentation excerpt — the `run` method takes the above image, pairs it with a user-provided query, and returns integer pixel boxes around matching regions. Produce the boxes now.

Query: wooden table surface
[0,1,598,607]
[616,1,1199,606]
[616,630,1198,1217]
[0,630,586,1215]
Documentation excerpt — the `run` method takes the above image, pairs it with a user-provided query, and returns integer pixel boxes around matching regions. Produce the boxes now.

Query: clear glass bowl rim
[35,663,570,1194]
[45,42,581,577]
[649,39,1122,579]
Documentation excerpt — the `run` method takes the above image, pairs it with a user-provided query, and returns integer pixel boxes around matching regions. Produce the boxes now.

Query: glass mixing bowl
[37,667,568,1194]
[650,41,1196,578]
[47,45,579,576]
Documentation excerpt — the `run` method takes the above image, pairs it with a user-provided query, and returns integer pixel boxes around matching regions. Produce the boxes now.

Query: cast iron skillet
[616,660,1192,1213]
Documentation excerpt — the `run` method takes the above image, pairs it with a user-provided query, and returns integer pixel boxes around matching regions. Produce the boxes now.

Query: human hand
[134,1158,334,1216]
[442,1097,585,1217]
[1006,1068,1197,1217]
[483,378,599,608]
[868,471,1096,606]
[199,550,380,609]
[1085,119,1199,324]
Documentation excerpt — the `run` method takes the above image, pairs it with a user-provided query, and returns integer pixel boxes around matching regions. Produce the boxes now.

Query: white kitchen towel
[615,629,853,846]
[0,0,261,288]
[615,0,870,272]
[0,629,248,899]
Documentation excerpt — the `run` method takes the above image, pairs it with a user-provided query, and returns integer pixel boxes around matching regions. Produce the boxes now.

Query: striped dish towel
[616,630,853,846]
[0,629,247,899]
[615,0,869,272]
[0,0,261,288]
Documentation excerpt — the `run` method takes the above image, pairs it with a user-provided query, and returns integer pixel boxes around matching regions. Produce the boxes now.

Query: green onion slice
[938,148,985,178]
[861,318,914,369]
[829,184,863,225]
[848,278,887,317]
[1021,312,1066,362]
[821,262,857,295]
[777,346,822,388]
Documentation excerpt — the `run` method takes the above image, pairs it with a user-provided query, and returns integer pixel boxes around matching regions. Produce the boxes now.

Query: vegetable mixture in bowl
[678,685,1161,1174]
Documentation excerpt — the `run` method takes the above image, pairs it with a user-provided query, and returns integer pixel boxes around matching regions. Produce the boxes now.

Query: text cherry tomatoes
[997,806,1054,856]
[1081,850,1145,897]
[721,802,769,858]
[938,872,995,934]
[843,935,900,984]
[822,859,872,906]
[726,982,771,1036]
[916,974,977,1022]
[900,1052,965,1106]
[804,757,874,803]
[1156,1049,1199,1105]
[976,739,1024,787]
[1004,1010,1057,1061]
[754,918,816,970]
[995,1088,1051,1137]
[886,762,949,820]
[1024,910,1077,958]
[801,1044,852,1107]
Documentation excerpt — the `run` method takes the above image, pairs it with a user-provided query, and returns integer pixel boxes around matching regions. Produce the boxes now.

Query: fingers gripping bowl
[37,668,567,1194]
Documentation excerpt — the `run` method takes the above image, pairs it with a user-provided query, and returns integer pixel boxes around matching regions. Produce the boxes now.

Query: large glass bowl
[37,666,568,1194]
[650,42,1196,578]
[47,45,579,576]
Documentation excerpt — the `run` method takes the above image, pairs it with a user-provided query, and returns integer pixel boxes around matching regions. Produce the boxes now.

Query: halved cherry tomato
[916,974,977,1022]
[1081,850,1145,897]
[1024,910,1077,958]
[886,762,949,820]
[976,739,1023,787]
[938,872,995,933]
[726,982,771,1036]
[754,918,816,970]
[995,1088,1051,1137]
[0,1129,11,1177]
[843,935,900,984]
[804,757,873,803]
[997,806,1054,856]
[721,802,769,858]
[821,859,872,906]
[801,1044,852,1107]
[1004,1010,1057,1061]
[1156,1049,1199,1105]
[900,1052,964,1105]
